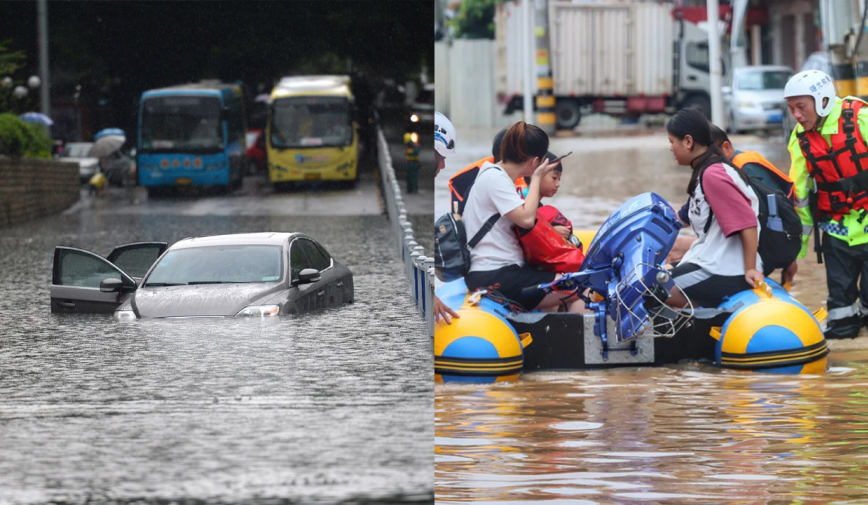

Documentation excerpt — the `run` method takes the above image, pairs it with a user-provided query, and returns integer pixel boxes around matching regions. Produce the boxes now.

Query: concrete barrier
[0,157,79,228]
[377,127,435,338]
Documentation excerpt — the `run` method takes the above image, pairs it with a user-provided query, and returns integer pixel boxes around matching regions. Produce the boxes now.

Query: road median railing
[377,127,435,338]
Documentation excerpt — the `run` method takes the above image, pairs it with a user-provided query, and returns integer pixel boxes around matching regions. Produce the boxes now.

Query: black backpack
[434,165,502,282]
[434,212,500,282]
[702,168,802,276]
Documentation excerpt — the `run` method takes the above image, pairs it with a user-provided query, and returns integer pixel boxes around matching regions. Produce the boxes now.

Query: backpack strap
[699,166,715,235]
[468,213,501,249]
[466,164,506,248]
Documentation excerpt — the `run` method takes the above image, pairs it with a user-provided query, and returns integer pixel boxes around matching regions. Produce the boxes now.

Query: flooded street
[0,175,433,504]
[435,127,868,503]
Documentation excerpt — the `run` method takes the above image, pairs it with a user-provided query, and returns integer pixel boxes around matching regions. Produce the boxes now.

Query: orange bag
[516,218,585,273]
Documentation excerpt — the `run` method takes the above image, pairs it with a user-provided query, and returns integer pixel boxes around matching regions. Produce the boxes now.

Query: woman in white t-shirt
[463,121,585,312]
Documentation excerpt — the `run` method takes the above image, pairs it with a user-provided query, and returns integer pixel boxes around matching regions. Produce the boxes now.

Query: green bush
[0,113,52,158]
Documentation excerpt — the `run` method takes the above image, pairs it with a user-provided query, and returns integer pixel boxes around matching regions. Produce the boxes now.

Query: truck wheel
[555,100,582,130]
[683,95,711,119]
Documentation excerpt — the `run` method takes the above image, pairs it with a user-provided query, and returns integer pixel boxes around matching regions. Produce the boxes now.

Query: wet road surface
[435,127,868,504]
[0,167,432,503]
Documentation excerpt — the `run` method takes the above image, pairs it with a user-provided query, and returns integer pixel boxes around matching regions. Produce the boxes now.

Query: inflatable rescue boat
[435,193,829,382]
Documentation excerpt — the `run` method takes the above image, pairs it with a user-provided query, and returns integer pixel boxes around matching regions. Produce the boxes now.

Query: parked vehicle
[136,81,247,196]
[245,129,266,175]
[267,75,359,187]
[723,65,793,133]
[60,142,99,183]
[801,51,832,75]
[405,83,434,134]
[50,232,354,318]
[496,2,737,129]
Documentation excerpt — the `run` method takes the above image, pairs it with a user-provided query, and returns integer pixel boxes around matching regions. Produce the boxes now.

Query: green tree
[0,39,25,76]
[0,113,52,158]
[450,0,499,39]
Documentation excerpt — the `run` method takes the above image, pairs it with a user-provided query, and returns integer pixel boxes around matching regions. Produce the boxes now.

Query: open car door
[51,242,168,314]
[107,242,168,281]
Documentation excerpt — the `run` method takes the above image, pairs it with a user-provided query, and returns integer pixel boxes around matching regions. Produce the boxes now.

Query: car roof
[170,232,301,250]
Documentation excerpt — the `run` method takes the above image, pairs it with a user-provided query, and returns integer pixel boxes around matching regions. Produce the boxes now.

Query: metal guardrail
[377,127,435,337]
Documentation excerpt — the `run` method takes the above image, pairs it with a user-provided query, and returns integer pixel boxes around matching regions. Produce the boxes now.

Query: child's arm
[552,225,572,240]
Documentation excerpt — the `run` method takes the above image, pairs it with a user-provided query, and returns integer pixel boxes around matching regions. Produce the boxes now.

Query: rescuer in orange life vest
[786,70,868,339]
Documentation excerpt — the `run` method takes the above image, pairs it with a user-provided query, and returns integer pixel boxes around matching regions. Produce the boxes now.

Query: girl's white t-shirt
[463,162,525,272]
[680,162,763,276]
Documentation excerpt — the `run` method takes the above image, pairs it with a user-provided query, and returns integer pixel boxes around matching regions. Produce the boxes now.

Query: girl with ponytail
[664,108,764,308]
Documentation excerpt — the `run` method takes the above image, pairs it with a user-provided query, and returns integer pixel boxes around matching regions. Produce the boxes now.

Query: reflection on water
[437,355,868,503]
[0,213,432,504]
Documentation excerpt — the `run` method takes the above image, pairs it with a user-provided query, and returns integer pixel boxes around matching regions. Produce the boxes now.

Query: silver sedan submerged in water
[50,232,354,318]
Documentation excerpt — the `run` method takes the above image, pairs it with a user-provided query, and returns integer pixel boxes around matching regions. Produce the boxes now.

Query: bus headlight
[410,114,419,123]
[236,305,280,317]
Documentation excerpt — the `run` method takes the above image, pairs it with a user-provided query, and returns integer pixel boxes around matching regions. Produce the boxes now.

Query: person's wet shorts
[465,264,557,310]
[670,262,752,308]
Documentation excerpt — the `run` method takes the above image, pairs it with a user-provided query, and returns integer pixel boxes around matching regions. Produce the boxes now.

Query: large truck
[496,1,729,129]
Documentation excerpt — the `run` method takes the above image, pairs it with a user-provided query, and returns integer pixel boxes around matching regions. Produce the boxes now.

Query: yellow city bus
[267,75,359,187]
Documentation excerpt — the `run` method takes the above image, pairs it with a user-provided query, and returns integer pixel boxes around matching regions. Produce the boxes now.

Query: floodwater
[0,187,433,504]
[435,127,868,503]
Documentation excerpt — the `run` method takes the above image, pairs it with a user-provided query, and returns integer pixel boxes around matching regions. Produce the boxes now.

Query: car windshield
[140,95,224,154]
[144,245,282,286]
[737,71,792,91]
[270,96,352,149]
[63,143,94,157]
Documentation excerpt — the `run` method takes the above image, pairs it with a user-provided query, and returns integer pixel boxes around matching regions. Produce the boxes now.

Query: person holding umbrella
[88,129,127,189]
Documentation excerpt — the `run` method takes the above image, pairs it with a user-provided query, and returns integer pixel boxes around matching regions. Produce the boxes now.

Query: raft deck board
[508,312,728,370]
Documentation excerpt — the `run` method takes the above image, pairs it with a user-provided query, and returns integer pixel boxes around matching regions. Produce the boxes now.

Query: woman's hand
[552,225,571,240]
[532,158,554,180]
[434,295,460,325]
[745,268,764,288]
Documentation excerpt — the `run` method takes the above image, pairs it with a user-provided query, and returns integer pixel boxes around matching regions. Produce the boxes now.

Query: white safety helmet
[784,70,837,117]
[434,111,456,158]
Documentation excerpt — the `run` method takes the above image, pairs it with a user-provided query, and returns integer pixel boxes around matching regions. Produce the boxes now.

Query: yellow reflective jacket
[789,96,868,258]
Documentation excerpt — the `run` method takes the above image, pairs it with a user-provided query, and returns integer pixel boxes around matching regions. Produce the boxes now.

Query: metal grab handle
[60,302,75,309]
[317,291,325,297]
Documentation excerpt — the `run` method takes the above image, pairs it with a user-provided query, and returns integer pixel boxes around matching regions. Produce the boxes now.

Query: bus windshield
[140,95,224,154]
[270,96,352,149]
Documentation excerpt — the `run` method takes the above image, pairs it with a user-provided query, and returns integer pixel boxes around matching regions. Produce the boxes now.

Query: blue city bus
[137,82,246,195]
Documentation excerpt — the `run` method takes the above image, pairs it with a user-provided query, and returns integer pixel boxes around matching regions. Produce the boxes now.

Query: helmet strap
[813,115,827,132]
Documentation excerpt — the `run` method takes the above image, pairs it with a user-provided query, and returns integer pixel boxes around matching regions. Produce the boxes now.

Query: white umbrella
[88,134,126,158]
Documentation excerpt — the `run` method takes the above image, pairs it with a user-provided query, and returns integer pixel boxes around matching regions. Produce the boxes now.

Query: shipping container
[495,0,718,129]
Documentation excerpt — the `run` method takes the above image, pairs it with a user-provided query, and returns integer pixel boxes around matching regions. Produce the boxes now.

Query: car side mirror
[298,268,321,285]
[722,86,732,95]
[100,277,124,293]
